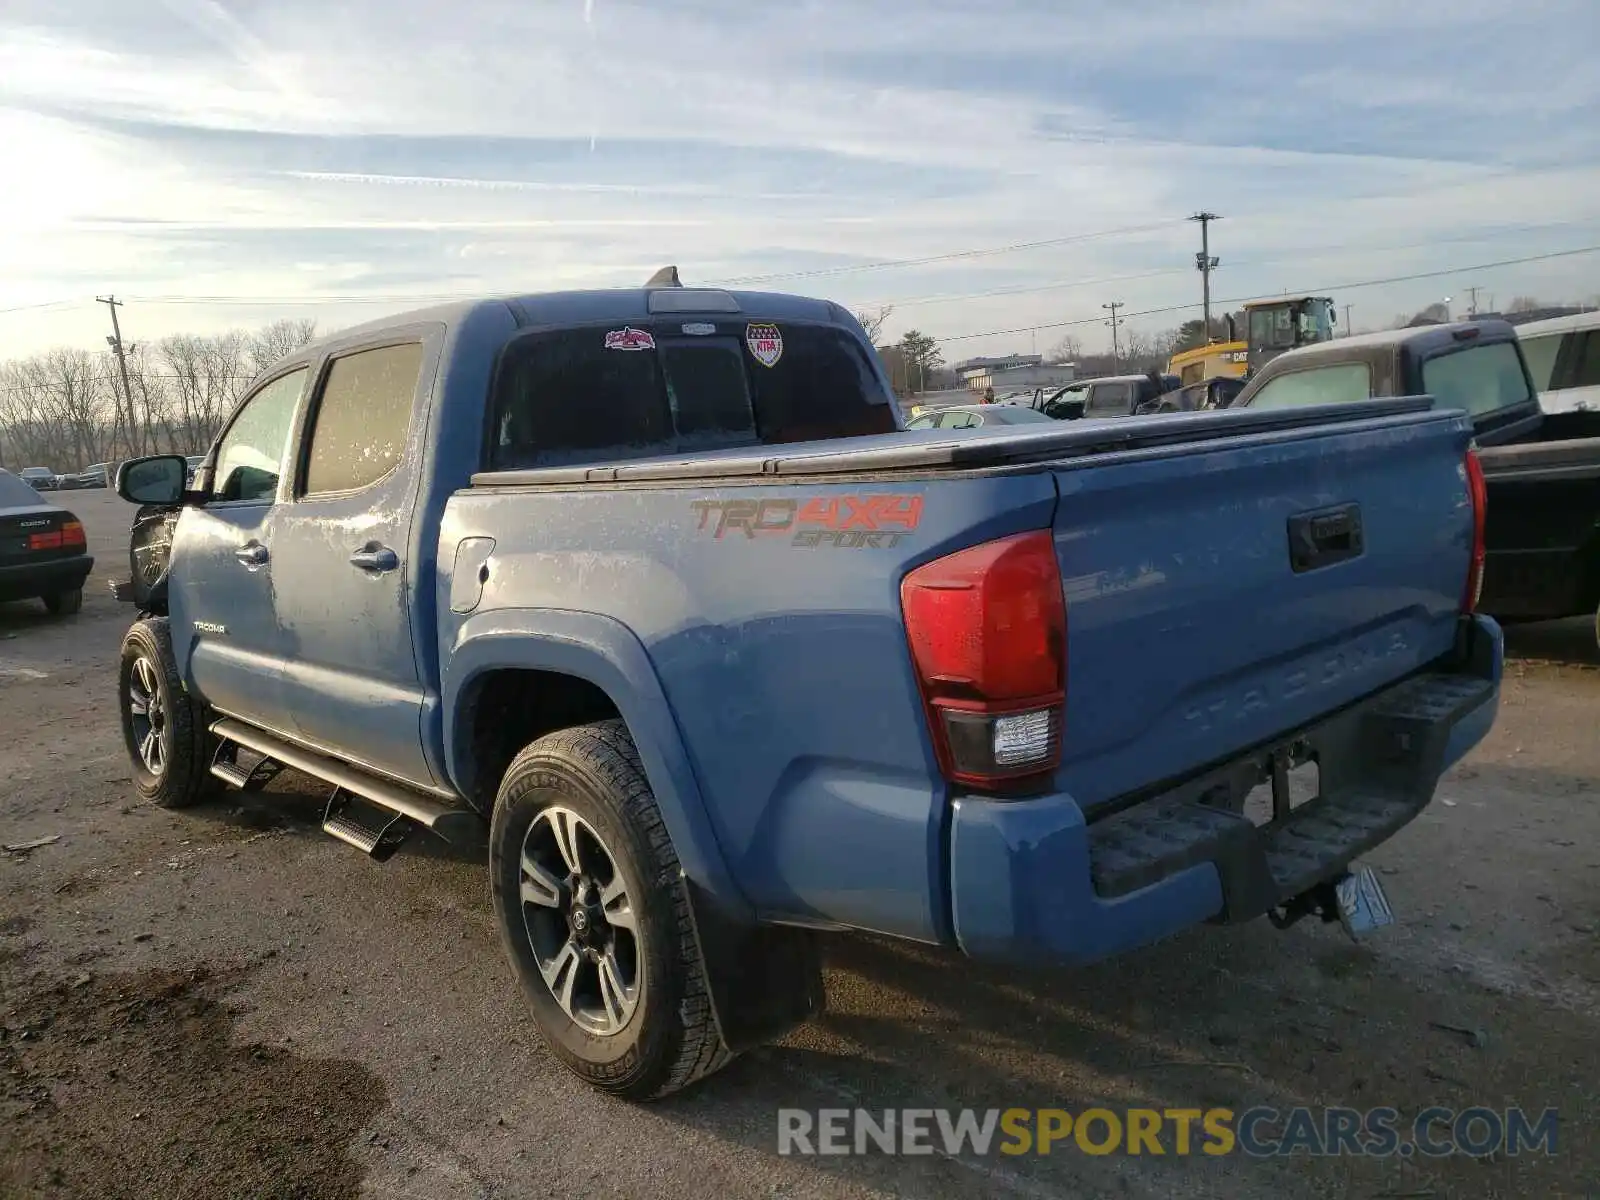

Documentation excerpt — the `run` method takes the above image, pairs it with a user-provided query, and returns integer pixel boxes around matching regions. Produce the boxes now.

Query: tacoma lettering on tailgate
[692,495,924,548]
[1182,628,1412,733]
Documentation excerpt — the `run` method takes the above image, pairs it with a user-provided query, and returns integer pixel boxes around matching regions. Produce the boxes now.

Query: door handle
[349,544,399,573]
[234,542,269,567]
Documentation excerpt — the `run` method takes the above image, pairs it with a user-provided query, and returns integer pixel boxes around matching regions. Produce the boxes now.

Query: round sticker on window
[745,323,783,368]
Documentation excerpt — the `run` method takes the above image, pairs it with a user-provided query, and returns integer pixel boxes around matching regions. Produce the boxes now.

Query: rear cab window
[1245,363,1372,410]
[489,320,896,470]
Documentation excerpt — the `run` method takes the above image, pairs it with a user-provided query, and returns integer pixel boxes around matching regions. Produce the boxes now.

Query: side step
[322,788,413,862]
[208,717,485,857]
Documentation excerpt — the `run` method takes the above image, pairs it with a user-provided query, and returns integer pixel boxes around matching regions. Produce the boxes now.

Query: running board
[208,717,485,850]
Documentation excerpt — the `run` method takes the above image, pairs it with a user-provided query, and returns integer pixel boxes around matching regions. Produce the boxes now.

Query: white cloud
[0,0,1597,356]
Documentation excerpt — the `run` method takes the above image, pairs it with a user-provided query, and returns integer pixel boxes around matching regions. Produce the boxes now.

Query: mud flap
[682,877,825,1054]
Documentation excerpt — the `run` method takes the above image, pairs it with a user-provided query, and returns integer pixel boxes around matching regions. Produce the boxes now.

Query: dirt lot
[2,488,1596,1199]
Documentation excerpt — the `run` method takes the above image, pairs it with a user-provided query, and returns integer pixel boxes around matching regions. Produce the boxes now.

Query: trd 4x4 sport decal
[691,495,924,548]
[603,326,656,351]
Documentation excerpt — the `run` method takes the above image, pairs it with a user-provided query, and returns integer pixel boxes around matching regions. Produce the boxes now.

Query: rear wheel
[118,618,218,810]
[490,720,730,1100]
[42,587,83,616]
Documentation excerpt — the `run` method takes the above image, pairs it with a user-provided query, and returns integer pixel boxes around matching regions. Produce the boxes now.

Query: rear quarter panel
[438,474,1057,943]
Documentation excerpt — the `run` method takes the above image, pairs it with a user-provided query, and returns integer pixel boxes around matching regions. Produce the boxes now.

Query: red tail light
[1463,448,1487,613]
[26,520,85,552]
[900,530,1066,790]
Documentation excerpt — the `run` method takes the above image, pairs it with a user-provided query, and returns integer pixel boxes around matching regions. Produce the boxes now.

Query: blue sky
[2,0,1598,360]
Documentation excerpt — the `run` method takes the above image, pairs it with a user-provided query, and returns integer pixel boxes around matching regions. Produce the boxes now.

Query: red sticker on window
[745,323,783,367]
[604,327,656,352]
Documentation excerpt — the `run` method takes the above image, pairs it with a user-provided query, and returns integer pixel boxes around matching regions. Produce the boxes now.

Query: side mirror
[116,455,188,505]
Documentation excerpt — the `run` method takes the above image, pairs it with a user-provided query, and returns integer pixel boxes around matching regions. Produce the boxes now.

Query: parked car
[19,467,58,491]
[1230,319,1600,646]
[1032,372,1181,420]
[76,463,111,489]
[0,467,93,615]
[1515,310,1600,415]
[904,404,1056,429]
[1149,376,1247,413]
[110,279,1500,1102]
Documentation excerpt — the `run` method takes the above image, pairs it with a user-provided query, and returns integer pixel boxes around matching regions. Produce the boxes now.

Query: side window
[1565,330,1600,389]
[942,411,977,428]
[1246,363,1372,410]
[1085,382,1131,416]
[905,414,937,430]
[1420,342,1532,420]
[1518,332,1564,392]
[212,368,309,503]
[303,343,424,496]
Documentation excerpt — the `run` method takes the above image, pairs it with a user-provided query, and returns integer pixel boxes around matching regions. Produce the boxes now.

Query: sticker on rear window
[745,323,783,367]
[603,327,656,352]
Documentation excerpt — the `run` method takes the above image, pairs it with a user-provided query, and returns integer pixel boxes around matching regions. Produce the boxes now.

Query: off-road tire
[118,617,219,810]
[42,587,83,616]
[490,719,731,1100]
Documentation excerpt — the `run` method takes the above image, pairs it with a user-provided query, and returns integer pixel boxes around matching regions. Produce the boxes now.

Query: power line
[934,243,1600,344]
[704,220,1188,286]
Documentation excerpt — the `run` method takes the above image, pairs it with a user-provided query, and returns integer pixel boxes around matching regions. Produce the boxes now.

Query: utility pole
[1102,301,1125,369]
[1189,212,1221,340]
[1465,286,1482,317]
[1343,304,1354,336]
[97,295,139,458]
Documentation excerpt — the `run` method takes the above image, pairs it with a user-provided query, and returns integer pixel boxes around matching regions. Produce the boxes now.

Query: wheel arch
[443,608,750,918]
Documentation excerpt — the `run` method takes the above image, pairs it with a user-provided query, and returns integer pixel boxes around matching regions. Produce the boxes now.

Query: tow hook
[1269,866,1395,940]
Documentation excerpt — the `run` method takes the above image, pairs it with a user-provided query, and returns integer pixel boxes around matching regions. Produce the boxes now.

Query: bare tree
[1046,332,1082,364]
[853,306,894,345]
[1507,295,1542,314]
[248,318,318,377]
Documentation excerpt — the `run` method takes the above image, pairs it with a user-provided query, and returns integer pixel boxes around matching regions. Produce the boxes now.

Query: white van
[1515,310,1600,414]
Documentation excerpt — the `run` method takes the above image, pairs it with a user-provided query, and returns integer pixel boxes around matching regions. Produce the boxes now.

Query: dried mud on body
[0,963,385,1200]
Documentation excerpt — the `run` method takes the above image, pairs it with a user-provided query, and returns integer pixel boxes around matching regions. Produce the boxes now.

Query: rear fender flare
[442,608,751,918]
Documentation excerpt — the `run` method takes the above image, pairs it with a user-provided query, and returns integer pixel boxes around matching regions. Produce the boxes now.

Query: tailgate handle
[1288,504,1363,573]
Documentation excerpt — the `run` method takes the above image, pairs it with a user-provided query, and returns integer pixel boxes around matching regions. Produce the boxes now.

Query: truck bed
[446,397,1478,943]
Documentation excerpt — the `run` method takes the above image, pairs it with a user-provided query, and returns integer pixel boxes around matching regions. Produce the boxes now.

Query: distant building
[958,356,1076,395]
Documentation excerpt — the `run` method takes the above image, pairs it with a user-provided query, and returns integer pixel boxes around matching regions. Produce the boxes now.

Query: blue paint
[156,284,1503,966]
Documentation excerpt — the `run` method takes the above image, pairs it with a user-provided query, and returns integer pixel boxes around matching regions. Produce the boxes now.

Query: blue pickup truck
[110,276,1502,1100]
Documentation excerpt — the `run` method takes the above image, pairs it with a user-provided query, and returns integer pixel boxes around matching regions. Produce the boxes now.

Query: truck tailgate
[1050,411,1474,811]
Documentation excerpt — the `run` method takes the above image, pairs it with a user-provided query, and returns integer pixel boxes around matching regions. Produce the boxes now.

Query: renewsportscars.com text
[776,1106,1559,1159]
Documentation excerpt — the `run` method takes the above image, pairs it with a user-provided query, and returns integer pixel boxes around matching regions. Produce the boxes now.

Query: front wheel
[489,720,729,1100]
[118,618,218,810]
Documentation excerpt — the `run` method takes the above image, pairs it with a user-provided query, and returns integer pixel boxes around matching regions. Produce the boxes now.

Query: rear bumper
[948,615,1503,966]
[0,555,94,602]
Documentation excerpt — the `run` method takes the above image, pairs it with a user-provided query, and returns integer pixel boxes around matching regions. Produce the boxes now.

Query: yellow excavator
[1167,296,1338,384]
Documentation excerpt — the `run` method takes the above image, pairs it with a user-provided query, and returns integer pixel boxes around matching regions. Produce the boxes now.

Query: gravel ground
[1,488,1596,1199]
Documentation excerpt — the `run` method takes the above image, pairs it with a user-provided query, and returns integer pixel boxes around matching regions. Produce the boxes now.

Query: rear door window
[1518,331,1564,392]
[1420,341,1532,420]
[1563,330,1600,388]
[491,322,895,469]
[1246,363,1372,410]
[303,343,423,496]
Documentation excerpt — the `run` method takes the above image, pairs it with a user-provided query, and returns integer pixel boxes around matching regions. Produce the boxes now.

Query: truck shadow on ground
[1501,614,1598,666]
[646,905,1598,1197]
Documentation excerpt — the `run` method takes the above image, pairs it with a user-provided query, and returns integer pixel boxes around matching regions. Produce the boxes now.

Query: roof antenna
[645,265,682,288]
